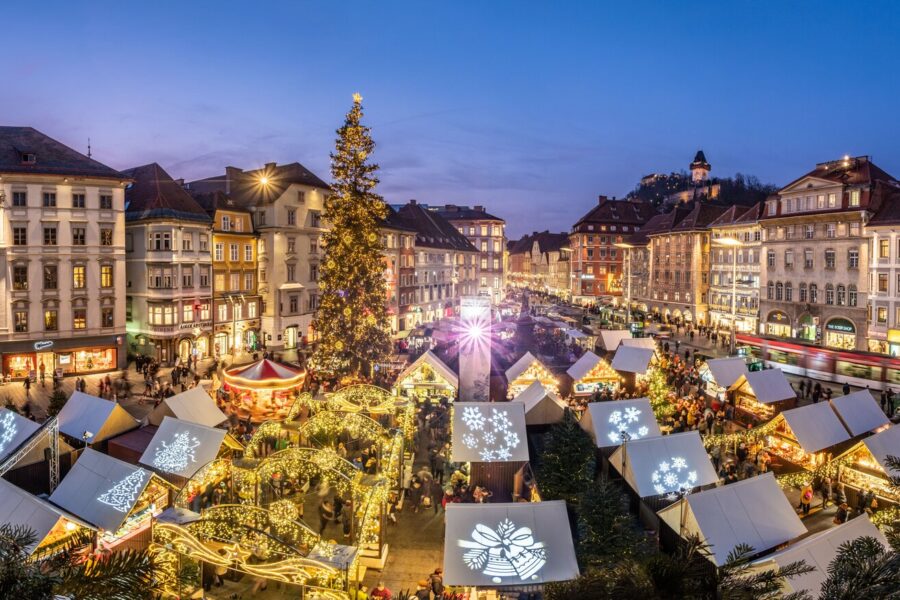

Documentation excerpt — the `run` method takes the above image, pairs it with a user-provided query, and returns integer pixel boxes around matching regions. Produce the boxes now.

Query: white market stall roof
[830,390,890,437]
[597,329,632,352]
[579,398,662,448]
[566,351,602,382]
[609,430,718,498]
[780,402,851,454]
[737,369,796,404]
[451,402,529,463]
[505,352,542,384]
[148,386,227,428]
[443,500,579,586]
[620,337,658,351]
[0,408,41,463]
[139,417,227,479]
[50,448,153,533]
[658,472,806,567]
[750,515,886,597]
[57,392,139,444]
[0,478,93,554]
[565,329,587,339]
[611,346,654,375]
[396,350,458,389]
[512,382,567,426]
[858,425,900,475]
[703,358,749,390]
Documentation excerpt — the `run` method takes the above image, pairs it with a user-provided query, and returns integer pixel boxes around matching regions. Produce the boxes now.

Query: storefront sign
[767,311,789,323]
[178,321,212,330]
[33,340,54,351]
[826,319,855,333]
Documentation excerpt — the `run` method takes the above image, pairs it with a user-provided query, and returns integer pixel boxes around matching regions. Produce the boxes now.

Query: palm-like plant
[0,523,156,600]
[818,536,900,600]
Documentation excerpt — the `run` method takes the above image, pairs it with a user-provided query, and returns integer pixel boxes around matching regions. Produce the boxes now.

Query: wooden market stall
[765,402,852,471]
[699,358,749,403]
[148,386,229,428]
[393,350,458,402]
[512,381,568,426]
[221,359,306,422]
[56,391,139,449]
[611,345,655,391]
[0,477,93,557]
[731,369,797,426]
[830,390,890,438]
[505,351,558,398]
[565,351,620,397]
[579,398,662,449]
[834,425,900,506]
[596,329,632,353]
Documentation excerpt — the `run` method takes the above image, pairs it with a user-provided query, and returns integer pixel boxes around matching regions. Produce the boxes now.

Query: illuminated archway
[327,385,395,413]
[298,411,388,450]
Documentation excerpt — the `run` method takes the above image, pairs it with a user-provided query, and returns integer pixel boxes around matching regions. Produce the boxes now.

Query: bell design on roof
[98,470,147,513]
[459,519,547,583]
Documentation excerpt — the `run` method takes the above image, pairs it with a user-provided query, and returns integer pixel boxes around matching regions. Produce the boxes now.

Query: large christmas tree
[311,94,391,376]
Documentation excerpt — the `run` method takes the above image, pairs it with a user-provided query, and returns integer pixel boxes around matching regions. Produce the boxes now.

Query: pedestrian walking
[800,484,813,516]
[842,382,850,395]
[317,500,335,534]
[821,476,832,508]
[430,567,445,598]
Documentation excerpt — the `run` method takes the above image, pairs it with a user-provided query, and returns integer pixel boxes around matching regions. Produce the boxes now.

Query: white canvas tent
[739,370,796,404]
[856,425,900,475]
[620,337,658,351]
[57,392,139,444]
[512,382,567,425]
[443,501,579,586]
[139,417,227,479]
[609,430,718,498]
[0,408,41,463]
[658,472,806,566]
[50,448,152,532]
[451,402,529,463]
[579,398,662,447]
[703,358,749,391]
[830,390,890,437]
[395,350,458,389]
[148,386,227,428]
[611,346,654,375]
[597,329,632,352]
[0,478,93,554]
[780,402,851,454]
[750,515,886,597]
[566,351,601,382]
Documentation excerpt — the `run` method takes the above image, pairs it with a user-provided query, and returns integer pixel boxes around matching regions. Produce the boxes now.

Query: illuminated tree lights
[311,93,391,376]
[152,431,201,474]
[98,469,148,513]
[458,519,547,583]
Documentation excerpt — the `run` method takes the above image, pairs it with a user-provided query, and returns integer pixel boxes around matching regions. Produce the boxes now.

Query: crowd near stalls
[699,357,750,403]
[834,424,900,505]
[765,402,852,470]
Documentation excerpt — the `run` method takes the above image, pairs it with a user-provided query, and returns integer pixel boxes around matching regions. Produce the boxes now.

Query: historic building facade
[860,184,900,355]
[430,205,506,302]
[707,203,763,334]
[507,232,571,299]
[381,208,417,335]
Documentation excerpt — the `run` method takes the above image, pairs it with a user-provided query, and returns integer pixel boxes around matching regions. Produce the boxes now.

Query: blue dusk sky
[3,1,899,236]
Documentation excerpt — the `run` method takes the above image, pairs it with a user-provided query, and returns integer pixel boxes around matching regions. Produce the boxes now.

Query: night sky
[4,1,899,236]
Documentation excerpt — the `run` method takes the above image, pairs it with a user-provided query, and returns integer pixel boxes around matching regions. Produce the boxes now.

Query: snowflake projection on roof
[607,405,651,444]
[459,518,547,583]
[98,469,148,513]
[152,431,202,474]
[651,456,697,497]
[0,411,18,457]
[457,406,521,462]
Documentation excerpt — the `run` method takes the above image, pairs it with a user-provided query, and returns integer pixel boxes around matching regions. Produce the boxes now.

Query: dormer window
[20,152,36,164]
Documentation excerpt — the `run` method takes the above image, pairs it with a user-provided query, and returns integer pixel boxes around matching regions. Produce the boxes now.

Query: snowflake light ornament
[458,405,522,462]
[462,407,486,430]
[0,411,18,457]
[651,456,698,496]
[462,433,479,449]
[459,518,547,583]
[607,405,651,444]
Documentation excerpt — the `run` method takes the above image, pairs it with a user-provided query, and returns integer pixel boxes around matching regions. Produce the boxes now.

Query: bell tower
[690,150,711,184]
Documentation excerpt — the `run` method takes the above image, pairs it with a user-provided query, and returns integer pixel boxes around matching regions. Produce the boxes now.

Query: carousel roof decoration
[395,350,459,389]
[223,358,306,391]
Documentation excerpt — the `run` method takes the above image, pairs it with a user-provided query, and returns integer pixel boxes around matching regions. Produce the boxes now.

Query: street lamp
[614,242,635,329]
[712,237,744,355]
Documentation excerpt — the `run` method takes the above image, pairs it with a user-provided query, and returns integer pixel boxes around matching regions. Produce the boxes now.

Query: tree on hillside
[311,93,391,377]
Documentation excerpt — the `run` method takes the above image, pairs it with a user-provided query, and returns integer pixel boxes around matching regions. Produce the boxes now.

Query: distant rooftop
[0,126,123,180]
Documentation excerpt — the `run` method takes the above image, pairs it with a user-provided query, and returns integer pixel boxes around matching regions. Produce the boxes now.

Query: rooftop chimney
[225,166,243,195]
[265,162,277,170]
[598,195,608,204]
[474,205,484,212]
[175,178,184,187]
[409,199,417,205]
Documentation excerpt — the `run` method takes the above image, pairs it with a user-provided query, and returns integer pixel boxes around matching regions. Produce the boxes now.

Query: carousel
[221,359,306,422]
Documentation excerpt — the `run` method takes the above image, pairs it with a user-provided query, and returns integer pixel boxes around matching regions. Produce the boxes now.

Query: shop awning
[451,402,529,463]
[0,478,93,555]
[506,351,540,384]
[658,472,806,567]
[149,387,228,428]
[620,337,658,351]
[396,350,458,389]
[512,382,567,426]
[597,330,632,352]
[611,346,654,375]
[859,425,900,475]
[57,392,139,444]
[139,417,227,479]
[608,431,718,498]
[780,402,851,454]
[443,501,579,586]
[739,369,795,404]
[830,390,890,437]
[50,448,153,533]
[579,398,662,448]
[750,515,885,597]
[277,282,305,290]
[566,351,601,382]
[704,358,749,390]
[0,408,41,463]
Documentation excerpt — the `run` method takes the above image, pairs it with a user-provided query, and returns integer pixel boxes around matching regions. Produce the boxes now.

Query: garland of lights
[244,421,289,459]
[299,410,388,448]
[286,391,316,422]
[327,384,395,414]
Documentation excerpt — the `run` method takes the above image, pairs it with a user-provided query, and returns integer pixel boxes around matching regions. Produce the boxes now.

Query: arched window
[848,285,858,307]
[775,282,784,301]
[825,283,835,305]
[767,281,775,300]
[810,284,818,303]
[837,285,846,306]
[785,282,793,302]
[799,283,807,303]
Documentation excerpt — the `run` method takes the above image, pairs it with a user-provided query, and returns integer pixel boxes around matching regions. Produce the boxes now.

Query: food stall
[505,351,559,398]
[579,398,662,449]
[0,478,93,557]
[765,403,852,471]
[148,386,229,428]
[699,358,749,403]
[834,425,900,506]
[56,391,139,447]
[221,359,306,422]
[393,350,458,402]
[565,351,620,397]
[830,390,890,438]
[731,369,797,426]
[512,381,568,426]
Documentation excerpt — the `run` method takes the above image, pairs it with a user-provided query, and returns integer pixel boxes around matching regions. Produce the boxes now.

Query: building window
[14,310,28,332]
[200,268,210,287]
[102,306,114,327]
[221,216,231,231]
[287,209,296,225]
[12,191,27,207]
[200,234,209,251]
[767,281,774,300]
[44,310,58,331]
[297,191,306,203]
[13,227,26,246]
[799,283,807,303]
[152,232,171,250]
[214,243,224,261]
[850,190,860,207]
[309,210,321,228]
[289,295,299,312]
[182,235,193,251]
[72,227,86,246]
[785,250,794,268]
[100,265,113,287]
[217,303,228,321]
[825,223,836,239]
[804,250,813,269]
[767,201,777,216]
[785,282,793,302]
[848,249,859,268]
[230,274,240,291]
[73,265,85,289]
[880,239,890,259]
[100,194,113,210]
[43,227,57,246]
[13,265,28,290]
[767,251,775,267]
[804,225,814,239]
[183,304,194,323]
[182,268,193,288]
[809,284,818,303]
[287,264,296,282]
[310,264,319,282]
[878,307,888,323]
[73,308,86,329]
[244,273,253,290]
[72,193,86,208]
[43,265,58,290]
[287,237,296,253]
[878,273,889,293]
[200,303,210,320]
[244,244,253,262]
[837,285,846,306]
[256,210,266,226]
[775,282,783,301]
[229,244,238,262]
[42,192,57,207]
[100,228,113,246]
[247,301,257,318]
[825,250,835,269]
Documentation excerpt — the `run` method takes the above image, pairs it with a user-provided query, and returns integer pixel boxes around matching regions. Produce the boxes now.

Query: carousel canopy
[0,408,41,463]
[704,358,749,390]
[139,417,227,479]
[738,369,795,404]
[830,390,890,437]
[443,500,579,586]
[512,382,567,426]
[396,350,458,389]
[780,402,851,454]
[57,392,139,444]
[148,387,227,428]
[750,515,886,597]
[224,358,305,390]
[620,337,658,351]
[505,352,541,384]
[451,402,529,463]
[658,472,806,567]
[611,345,654,375]
[609,431,718,498]
[859,425,900,475]
[0,478,93,554]
[580,398,662,448]
[597,330,632,352]
[50,448,153,533]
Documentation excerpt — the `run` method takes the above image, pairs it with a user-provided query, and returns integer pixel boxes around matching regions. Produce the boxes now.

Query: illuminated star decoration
[459,518,547,583]
[0,411,18,457]
[650,456,698,497]
[98,469,148,513]
[607,406,651,444]
[459,406,521,462]
[152,431,202,474]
